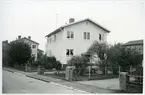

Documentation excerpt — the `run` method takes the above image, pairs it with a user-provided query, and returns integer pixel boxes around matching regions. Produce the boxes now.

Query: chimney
[69,18,75,23]
[18,35,21,39]
[5,40,8,43]
[28,36,31,39]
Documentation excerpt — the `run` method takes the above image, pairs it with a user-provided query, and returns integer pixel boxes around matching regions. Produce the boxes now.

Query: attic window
[54,34,56,42]
[86,21,88,25]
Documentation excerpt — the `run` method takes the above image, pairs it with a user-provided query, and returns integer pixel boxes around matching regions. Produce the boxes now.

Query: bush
[37,55,62,70]
[55,61,62,70]
[67,55,89,75]
[106,43,143,73]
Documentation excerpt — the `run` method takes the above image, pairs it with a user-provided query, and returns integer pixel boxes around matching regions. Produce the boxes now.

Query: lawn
[43,72,119,81]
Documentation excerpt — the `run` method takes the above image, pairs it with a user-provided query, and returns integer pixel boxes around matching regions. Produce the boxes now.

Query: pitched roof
[23,37,39,45]
[38,48,44,52]
[124,40,143,46]
[45,18,110,37]
[11,37,39,45]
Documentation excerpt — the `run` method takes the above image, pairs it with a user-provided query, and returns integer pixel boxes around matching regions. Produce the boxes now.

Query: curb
[3,68,14,73]
[26,75,50,83]
[14,72,26,76]
[49,82,91,94]
[3,68,26,76]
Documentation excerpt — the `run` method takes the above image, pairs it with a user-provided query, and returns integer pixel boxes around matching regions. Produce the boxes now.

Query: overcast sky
[1,0,145,51]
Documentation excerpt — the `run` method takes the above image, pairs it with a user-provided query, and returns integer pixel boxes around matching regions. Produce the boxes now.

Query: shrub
[67,55,89,75]
[37,55,62,70]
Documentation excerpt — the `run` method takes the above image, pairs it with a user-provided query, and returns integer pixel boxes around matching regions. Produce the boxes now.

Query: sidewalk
[3,67,121,93]
[77,78,119,90]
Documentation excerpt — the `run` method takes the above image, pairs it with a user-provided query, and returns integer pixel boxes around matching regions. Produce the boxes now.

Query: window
[71,31,74,38]
[54,34,56,42]
[99,34,101,41]
[66,49,73,56]
[87,32,90,40]
[50,38,52,43]
[86,21,88,25]
[84,32,90,40]
[67,31,70,38]
[67,31,74,38]
[84,32,86,39]
[32,45,36,48]
[47,39,49,44]
[66,49,69,55]
[70,49,73,55]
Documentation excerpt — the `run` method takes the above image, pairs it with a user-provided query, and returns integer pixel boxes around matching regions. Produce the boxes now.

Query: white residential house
[45,18,110,66]
[11,36,39,61]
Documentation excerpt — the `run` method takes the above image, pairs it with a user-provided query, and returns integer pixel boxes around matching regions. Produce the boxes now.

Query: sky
[1,0,145,52]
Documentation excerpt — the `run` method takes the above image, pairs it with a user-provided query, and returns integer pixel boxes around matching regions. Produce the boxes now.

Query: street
[2,70,88,94]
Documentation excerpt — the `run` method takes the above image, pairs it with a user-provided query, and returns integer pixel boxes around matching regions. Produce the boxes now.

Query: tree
[86,41,108,75]
[9,41,31,67]
[117,47,142,71]
[67,55,89,75]
[107,43,123,75]
[107,43,143,73]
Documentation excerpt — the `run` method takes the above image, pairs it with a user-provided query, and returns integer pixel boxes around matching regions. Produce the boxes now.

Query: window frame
[54,34,56,42]
[66,49,74,56]
[84,32,86,39]
[67,31,74,39]
[87,32,90,40]
[84,32,90,40]
[99,34,101,41]
[67,31,70,38]
[32,45,36,48]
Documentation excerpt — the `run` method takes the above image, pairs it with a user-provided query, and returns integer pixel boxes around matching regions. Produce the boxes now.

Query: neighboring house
[37,49,44,59]
[10,36,40,61]
[45,18,110,66]
[2,40,10,66]
[123,40,143,55]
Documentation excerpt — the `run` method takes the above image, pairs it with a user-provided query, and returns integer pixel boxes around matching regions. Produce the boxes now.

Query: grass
[44,72,119,81]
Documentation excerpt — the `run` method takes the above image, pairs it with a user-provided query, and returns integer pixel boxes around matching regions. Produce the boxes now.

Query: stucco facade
[22,38,39,61]
[46,19,110,65]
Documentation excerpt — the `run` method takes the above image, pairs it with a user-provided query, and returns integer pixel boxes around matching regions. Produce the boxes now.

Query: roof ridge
[46,18,110,37]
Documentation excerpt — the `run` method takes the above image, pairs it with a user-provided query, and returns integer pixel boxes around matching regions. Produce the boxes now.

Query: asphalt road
[2,70,88,94]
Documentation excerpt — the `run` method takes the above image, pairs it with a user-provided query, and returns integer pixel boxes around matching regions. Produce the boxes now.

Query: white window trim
[66,49,74,56]
[84,32,90,40]
[67,31,74,39]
